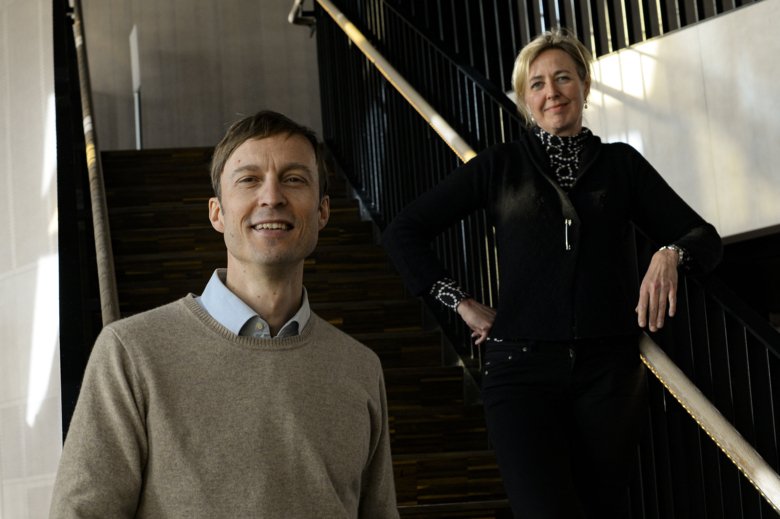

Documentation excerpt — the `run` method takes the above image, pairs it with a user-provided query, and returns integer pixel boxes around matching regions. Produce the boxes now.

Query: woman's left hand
[456,298,496,346]
[636,248,679,332]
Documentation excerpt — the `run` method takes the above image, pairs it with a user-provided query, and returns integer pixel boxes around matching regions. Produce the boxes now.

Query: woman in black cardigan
[382,28,722,518]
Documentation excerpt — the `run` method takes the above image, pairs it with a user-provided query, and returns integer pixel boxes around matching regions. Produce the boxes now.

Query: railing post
[69,0,120,325]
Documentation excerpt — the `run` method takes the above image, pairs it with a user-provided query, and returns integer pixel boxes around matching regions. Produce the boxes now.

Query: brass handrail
[639,334,780,511]
[69,0,120,325]
[291,0,780,511]
[292,0,475,164]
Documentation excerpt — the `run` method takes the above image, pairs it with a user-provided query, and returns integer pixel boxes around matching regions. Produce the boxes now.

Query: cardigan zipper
[564,219,572,250]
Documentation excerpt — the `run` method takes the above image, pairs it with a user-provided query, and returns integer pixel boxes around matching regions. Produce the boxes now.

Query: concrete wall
[586,0,780,239]
[0,0,62,517]
[82,0,322,150]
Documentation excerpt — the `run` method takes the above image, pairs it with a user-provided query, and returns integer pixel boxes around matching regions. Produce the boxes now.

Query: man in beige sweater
[50,111,399,518]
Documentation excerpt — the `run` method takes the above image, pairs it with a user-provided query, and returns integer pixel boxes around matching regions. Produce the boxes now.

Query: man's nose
[258,178,286,206]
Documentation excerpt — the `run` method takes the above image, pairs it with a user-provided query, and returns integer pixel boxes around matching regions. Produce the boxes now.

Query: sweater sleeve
[50,327,147,518]
[359,369,400,518]
[381,151,494,296]
[624,145,723,274]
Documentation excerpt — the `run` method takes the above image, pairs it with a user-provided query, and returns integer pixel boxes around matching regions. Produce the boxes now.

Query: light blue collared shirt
[196,269,311,339]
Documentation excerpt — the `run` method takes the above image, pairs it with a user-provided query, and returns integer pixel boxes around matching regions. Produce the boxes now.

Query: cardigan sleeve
[623,144,723,274]
[50,327,147,518]
[381,150,495,296]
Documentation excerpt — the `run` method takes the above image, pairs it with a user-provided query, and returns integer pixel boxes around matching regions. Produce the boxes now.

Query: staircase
[101,147,511,518]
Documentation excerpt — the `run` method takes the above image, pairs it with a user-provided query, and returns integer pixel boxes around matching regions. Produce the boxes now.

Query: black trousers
[481,335,647,519]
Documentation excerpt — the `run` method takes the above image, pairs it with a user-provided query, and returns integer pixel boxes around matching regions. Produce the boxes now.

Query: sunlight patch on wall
[26,92,59,428]
[26,253,60,427]
[41,94,56,197]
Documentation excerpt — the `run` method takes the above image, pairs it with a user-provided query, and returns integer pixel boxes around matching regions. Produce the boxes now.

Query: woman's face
[524,48,590,136]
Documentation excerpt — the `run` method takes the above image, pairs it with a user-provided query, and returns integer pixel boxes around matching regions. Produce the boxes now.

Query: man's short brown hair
[210,110,328,200]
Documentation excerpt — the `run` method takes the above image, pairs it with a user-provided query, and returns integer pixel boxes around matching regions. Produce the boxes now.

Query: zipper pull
[564,219,572,250]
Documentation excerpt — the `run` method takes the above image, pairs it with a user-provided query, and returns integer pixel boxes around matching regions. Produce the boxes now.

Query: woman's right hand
[456,298,496,345]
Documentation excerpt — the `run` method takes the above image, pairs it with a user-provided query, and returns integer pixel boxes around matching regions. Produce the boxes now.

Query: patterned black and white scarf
[532,126,592,190]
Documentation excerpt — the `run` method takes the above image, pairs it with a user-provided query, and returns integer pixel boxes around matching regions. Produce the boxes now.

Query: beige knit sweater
[50,296,399,518]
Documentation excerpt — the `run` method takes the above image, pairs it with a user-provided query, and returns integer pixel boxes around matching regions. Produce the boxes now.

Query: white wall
[82,0,323,150]
[586,0,780,239]
[0,0,62,518]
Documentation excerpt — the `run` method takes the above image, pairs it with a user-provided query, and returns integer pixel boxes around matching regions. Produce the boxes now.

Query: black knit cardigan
[382,130,722,341]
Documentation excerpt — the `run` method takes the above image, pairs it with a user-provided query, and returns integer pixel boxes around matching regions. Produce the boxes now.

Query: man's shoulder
[103,296,197,342]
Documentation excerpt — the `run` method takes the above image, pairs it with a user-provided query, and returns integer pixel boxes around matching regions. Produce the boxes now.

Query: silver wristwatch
[659,244,685,267]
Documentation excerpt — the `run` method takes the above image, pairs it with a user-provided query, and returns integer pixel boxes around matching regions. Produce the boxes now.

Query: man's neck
[224,264,304,336]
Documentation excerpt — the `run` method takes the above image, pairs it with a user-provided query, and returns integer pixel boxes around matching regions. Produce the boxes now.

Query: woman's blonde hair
[511,28,593,126]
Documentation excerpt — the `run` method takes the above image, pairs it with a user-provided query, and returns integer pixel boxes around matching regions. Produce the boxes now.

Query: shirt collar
[196,269,311,338]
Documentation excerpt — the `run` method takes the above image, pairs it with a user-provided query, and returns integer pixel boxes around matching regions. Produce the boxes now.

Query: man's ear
[318,195,330,231]
[208,197,225,233]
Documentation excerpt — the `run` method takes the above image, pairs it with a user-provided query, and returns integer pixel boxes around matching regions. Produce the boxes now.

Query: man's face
[208,133,329,273]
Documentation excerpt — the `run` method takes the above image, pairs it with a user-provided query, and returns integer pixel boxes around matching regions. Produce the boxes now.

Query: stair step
[383,366,465,409]
[106,196,361,224]
[112,245,392,272]
[398,500,512,518]
[305,273,406,303]
[311,299,424,334]
[393,450,506,506]
[352,330,442,369]
[111,245,404,315]
[306,244,391,270]
[113,276,408,314]
[108,218,373,255]
[113,257,401,293]
[390,405,489,454]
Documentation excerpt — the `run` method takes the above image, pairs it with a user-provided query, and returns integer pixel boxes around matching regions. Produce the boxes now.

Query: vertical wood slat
[701,0,718,17]
[514,0,534,48]
[662,0,681,31]
[560,0,578,35]
[680,0,700,25]
[626,0,646,43]
[643,0,663,37]
[490,2,512,91]
[575,1,596,57]
[528,0,544,35]
[608,0,629,50]
[542,0,559,29]
[591,0,611,55]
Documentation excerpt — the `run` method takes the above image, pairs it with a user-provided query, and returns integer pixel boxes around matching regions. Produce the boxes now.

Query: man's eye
[284,176,306,184]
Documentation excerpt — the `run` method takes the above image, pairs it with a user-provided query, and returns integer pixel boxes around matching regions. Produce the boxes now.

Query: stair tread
[397,499,511,519]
